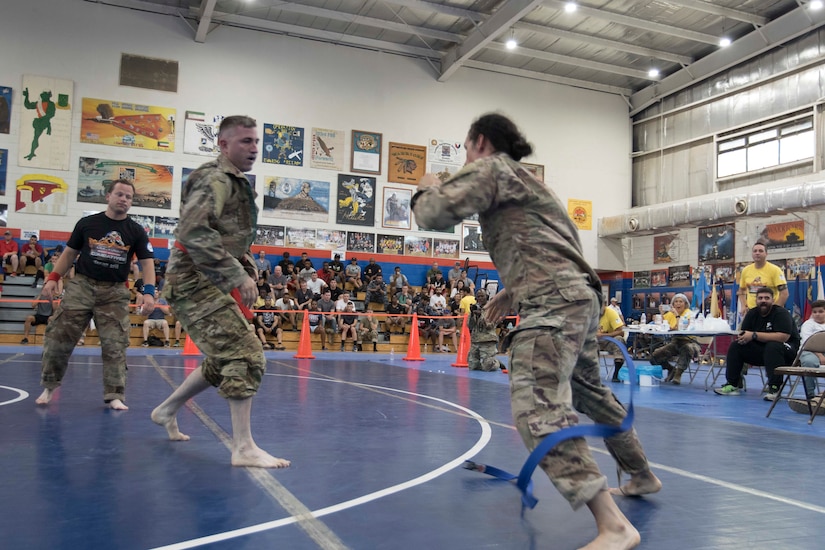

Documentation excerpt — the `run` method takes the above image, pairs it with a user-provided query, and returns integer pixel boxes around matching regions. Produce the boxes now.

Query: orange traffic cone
[294,314,316,359]
[451,314,470,368]
[182,335,201,356]
[403,313,425,362]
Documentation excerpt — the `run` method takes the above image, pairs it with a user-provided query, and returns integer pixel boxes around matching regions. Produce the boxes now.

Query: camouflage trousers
[509,287,651,510]
[41,273,131,402]
[469,340,504,371]
[164,271,264,399]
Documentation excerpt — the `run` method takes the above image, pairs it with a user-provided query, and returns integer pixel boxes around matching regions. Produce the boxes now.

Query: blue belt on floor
[463,336,636,511]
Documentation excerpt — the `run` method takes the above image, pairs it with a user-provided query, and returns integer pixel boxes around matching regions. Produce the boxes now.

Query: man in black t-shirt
[36,179,156,409]
[715,287,800,399]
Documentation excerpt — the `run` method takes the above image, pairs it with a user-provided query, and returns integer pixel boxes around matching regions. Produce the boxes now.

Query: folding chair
[766,332,825,424]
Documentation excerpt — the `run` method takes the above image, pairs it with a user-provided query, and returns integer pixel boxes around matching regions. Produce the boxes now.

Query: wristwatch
[752,331,758,341]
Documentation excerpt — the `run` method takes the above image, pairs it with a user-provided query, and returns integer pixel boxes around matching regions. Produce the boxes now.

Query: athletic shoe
[164,340,170,347]
[788,397,825,415]
[763,385,780,401]
[142,340,149,347]
[173,340,180,347]
[714,384,740,396]
[20,338,28,345]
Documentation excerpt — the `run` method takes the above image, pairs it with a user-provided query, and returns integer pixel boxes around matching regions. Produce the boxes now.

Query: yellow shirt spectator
[598,306,624,335]
[459,294,477,314]
[738,262,787,309]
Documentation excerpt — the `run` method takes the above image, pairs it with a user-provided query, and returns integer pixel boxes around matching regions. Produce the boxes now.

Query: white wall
[0,0,631,267]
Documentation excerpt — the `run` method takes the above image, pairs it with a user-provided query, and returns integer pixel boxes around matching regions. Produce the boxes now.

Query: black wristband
[752,331,758,341]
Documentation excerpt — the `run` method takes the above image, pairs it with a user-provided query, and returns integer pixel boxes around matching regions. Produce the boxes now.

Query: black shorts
[33,314,50,325]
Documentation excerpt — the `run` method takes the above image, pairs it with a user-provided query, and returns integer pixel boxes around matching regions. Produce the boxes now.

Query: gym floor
[1,347,823,549]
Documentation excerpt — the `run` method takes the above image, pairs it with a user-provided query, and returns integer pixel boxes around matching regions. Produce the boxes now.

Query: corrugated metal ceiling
[87,0,825,111]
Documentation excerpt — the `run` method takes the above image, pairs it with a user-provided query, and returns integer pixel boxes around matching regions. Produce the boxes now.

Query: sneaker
[142,340,149,347]
[714,384,741,396]
[20,338,28,345]
[763,385,780,401]
[164,340,170,347]
[340,344,345,352]
[173,340,180,347]
[352,344,358,352]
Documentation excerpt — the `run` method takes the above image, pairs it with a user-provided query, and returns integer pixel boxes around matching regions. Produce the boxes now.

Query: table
[624,326,739,388]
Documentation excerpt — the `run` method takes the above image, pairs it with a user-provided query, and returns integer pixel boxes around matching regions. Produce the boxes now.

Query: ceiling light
[506,29,517,50]
[565,2,577,13]
[719,37,731,47]
[811,0,824,10]
[648,68,660,78]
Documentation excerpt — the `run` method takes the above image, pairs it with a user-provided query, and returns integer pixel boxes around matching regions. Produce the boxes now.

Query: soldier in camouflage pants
[151,116,289,469]
[468,289,505,371]
[41,274,132,402]
[413,113,660,548]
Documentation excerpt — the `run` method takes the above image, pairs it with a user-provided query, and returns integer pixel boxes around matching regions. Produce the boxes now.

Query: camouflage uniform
[413,153,651,509]
[164,155,264,399]
[41,274,131,402]
[467,306,504,371]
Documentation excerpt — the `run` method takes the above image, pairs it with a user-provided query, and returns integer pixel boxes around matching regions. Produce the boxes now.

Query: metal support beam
[542,0,721,45]
[464,60,632,96]
[439,0,544,81]
[195,0,217,43]
[487,41,652,80]
[379,0,486,23]
[514,21,693,65]
[662,0,768,26]
[272,2,462,43]
[187,8,441,60]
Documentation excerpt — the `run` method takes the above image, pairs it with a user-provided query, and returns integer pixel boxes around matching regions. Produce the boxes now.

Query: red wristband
[46,272,61,283]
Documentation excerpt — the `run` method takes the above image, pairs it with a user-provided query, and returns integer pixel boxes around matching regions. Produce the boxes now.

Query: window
[716,116,813,178]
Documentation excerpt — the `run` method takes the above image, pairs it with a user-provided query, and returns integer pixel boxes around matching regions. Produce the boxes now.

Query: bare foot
[577,523,640,550]
[232,445,291,468]
[609,470,662,497]
[151,405,190,441]
[108,399,129,411]
[35,388,55,405]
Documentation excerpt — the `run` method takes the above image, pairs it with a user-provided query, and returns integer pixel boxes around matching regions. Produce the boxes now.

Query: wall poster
[310,127,344,171]
[19,75,73,170]
[387,142,426,184]
[262,123,304,166]
[263,176,329,223]
[336,174,376,227]
[78,157,173,209]
[15,173,68,216]
[80,97,175,152]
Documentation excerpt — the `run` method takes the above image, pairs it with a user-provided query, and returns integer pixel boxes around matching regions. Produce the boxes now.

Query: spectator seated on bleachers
[416,304,438,351]
[344,257,362,291]
[357,307,379,352]
[1,230,20,275]
[142,289,171,347]
[363,258,383,285]
[388,266,409,296]
[306,300,328,350]
[18,235,44,278]
[20,291,54,344]
[255,250,271,281]
[436,308,458,353]
[385,294,407,336]
[339,302,359,352]
[255,295,285,350]
[365,274,387,306]
[274,294,297,330]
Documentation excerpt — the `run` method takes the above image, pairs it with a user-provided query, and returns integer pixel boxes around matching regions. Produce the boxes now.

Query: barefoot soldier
[36,179,156,410]
[413,113,661,549]
[152,115,289,469]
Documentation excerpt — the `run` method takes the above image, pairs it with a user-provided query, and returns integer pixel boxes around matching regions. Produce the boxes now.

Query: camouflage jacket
[167,154,258,293]
[412,153,602,331]
[468,308,499,343]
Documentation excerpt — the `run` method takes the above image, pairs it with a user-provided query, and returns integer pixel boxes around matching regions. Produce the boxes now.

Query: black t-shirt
[741,305,801,350]
[364,263,382,279]
[330,260,344,275]
[68,213,153,282]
